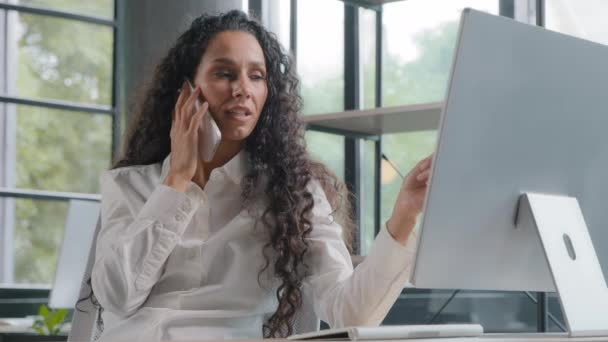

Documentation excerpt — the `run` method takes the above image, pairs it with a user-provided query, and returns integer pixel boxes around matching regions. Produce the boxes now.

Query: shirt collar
[160,150,249,185]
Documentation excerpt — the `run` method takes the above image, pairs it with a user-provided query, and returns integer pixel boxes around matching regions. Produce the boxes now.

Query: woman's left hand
[387,154,433,245]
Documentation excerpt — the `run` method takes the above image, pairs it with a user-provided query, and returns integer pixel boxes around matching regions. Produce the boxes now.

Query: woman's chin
[220,127,254,142]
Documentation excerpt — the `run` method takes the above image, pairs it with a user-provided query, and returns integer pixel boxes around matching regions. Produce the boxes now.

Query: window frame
[0,1,119,284]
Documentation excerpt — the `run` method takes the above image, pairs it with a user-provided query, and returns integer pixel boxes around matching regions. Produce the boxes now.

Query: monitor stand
[516,192,608,337]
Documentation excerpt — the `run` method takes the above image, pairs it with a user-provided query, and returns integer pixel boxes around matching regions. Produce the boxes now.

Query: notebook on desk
[288,324,484,341]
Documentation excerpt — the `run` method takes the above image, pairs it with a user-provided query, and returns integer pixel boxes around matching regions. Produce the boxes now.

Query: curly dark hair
[79,10,354,338]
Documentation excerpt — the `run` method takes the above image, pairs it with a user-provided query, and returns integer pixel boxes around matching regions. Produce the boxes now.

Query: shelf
[302,101,443,137]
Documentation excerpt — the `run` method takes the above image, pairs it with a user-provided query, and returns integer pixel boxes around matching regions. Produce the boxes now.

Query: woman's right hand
[163,81,208,192]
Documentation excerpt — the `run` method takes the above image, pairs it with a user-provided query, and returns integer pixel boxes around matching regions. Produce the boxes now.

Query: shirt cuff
[136,182,207,237]
[366,223,418,280]
[185,181,207,204]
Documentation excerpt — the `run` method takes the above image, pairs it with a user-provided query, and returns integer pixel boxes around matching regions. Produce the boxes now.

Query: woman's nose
[231,77,252,99]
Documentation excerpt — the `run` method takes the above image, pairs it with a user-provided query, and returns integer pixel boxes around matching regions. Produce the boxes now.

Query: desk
[0,326,67,342]
[0,333,66,342]
[478,335,607,342]
[229,336,607,341]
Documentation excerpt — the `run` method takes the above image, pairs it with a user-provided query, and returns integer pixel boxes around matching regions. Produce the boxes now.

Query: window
[380,131,436,228]
[13,198,69,284]
[305,130,345,180]
[382,0,498,107]
[15,105,112,193]
[380,0,499,235]
[359,7,376,110]
[298,0,346,181]
[14,12,113,105]
[260,0,291,52]
[8,0,114,18]
[357,6,378,254]
[0,0,115,285]
[384,290,540,332]
[297,0,344,116]
[545,1,608,45]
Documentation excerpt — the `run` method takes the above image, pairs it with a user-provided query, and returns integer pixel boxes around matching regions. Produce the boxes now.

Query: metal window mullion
[111,1,121,160]
[0,8,6,283]
[0,3,115,27]
[0,188,100,202]
[536,0,545,26]
[345,139,361,254]
[0,6,14,284]
[344,4,359,110]
[340,0,380,12]
[0,7,19,284]
[0,95,114,115]
[374,137,382,234]
[537,292,548,332]
[249,0,262,18]
[290,0,297,61]
[374,7,382,236]
[512,0,538,24]
[344,3,361,255]
[499,0,515,18]
[536,0,547,331]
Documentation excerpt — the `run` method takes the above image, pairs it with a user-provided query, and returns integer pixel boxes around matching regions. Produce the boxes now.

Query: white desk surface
[229,335,608,342]
[0,333,600,341]
[479,334,607,341]
[1,328,604,341]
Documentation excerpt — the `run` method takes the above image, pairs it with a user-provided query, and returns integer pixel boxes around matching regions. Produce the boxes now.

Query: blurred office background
[0,0,606,336]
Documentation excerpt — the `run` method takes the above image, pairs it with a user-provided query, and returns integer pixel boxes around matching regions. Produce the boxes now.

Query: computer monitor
[48,199,100,309]
[412,9,608,293]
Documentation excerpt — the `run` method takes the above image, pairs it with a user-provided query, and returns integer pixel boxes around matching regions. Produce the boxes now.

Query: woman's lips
[225,109,252,123]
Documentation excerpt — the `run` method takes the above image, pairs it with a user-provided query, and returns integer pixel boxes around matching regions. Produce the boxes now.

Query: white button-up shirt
[91,151,417,341]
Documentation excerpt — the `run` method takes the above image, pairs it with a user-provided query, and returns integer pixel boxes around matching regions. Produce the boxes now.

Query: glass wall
[380,0,499,239]
[298,0,345,180]
[0,0,114,284]
[545,0,608,45]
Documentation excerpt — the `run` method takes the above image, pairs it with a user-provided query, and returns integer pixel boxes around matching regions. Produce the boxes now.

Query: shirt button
[181,199,192,212]
[188,249,198,260]
[175,212,186,222]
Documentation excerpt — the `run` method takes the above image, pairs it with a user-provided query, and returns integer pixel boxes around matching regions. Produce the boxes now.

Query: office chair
[68,217,103,342]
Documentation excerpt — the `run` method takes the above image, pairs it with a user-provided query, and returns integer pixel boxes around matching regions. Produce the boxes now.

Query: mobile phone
[186,80,221,162]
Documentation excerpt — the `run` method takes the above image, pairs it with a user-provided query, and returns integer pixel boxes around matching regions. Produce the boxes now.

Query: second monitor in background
[49,199,100,310]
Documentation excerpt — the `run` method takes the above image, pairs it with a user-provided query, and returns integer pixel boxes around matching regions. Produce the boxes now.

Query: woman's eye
[250,74,266,81]
[215,71,233,79]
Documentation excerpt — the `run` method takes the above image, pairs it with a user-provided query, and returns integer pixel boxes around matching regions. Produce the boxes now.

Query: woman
[90,10,432,341]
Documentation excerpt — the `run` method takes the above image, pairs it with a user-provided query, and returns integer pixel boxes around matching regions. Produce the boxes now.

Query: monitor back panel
[413,9,608,291]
